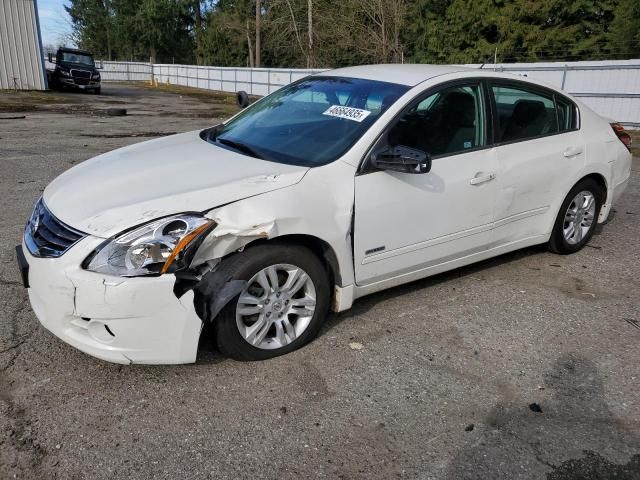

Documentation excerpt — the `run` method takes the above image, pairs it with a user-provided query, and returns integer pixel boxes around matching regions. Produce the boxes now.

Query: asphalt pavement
[1,83,639,479]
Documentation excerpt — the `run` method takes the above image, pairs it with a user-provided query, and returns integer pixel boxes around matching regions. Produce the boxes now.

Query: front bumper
[59,77,100,89]
[20,236,202,365]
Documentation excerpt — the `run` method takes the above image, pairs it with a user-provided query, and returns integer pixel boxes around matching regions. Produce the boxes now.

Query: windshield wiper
[216,137,264,159]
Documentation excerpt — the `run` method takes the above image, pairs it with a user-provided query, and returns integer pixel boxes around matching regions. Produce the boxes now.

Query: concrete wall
[98,59,640,128]
[0,0,46,90]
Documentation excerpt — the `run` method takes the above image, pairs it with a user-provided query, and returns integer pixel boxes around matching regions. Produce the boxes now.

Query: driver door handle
[469,172,496,185]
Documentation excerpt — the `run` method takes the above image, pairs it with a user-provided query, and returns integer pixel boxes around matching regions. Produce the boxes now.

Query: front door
[354,81,497,286]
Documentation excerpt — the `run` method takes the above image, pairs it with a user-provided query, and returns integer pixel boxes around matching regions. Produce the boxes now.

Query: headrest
[511,100,547,126]
[442,91,476,127]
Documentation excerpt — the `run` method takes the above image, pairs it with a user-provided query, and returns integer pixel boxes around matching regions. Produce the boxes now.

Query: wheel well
[247,234,342,287]
[581,173,608,201]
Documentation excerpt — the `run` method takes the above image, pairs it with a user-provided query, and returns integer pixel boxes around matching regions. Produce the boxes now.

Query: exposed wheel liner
[175,244,330,361]
[174,266,247,327]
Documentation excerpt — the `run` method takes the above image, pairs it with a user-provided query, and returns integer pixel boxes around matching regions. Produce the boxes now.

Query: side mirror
[371,145,432,174]
[48,53,54,63]
[236,90,250,109]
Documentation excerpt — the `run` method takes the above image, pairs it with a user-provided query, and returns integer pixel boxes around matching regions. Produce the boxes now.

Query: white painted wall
[0,0,47,90]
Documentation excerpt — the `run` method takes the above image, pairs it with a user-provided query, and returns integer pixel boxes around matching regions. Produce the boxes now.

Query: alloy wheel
[563,190,596,245]
[235,263,317,350]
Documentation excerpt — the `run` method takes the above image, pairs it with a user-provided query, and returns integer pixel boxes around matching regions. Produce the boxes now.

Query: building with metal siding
[0,0,46,90]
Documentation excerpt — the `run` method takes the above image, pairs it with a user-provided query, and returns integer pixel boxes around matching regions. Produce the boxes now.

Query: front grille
[24,199,85,258]
[71,69,91,79]
[71,69,91,85]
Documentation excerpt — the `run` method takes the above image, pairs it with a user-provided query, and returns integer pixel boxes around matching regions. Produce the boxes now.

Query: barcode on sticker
[323,105,372,122]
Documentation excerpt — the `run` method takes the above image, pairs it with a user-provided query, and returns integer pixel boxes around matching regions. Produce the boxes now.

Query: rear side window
[492,85,558,142]
[556,96,578,132]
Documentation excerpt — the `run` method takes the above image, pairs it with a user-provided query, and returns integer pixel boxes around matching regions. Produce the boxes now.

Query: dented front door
[353,149,497,286]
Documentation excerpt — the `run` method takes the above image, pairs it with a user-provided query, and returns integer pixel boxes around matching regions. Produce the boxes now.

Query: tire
[94,87,101,95]
[214,244,330,361]
[103,108,127,116]
[548,178,604,254]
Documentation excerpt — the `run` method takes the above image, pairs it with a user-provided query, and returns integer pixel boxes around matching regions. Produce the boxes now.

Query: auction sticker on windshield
[323,105,372,122]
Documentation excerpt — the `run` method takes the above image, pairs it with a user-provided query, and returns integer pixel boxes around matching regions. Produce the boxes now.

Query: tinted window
[208,77,408,167]
[492,85,558,142]
[386,84,485,157]
[60,52,94,66]
[556,96,578,131]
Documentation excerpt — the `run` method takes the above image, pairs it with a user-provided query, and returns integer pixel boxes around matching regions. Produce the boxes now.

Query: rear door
[489,81,583,245]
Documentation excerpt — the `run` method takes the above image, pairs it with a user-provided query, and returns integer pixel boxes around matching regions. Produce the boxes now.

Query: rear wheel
[214,244,330,361]
[549,178,603,254]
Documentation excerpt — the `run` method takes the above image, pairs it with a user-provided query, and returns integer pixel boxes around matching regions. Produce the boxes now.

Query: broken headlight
[83,214,215,277]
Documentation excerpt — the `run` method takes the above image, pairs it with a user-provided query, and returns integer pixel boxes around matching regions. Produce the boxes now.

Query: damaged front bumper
[21,236,203,364]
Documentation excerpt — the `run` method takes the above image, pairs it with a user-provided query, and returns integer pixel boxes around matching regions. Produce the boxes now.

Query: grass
[109,80,244,116]
[0,89,71,112]
[144,82,240,103]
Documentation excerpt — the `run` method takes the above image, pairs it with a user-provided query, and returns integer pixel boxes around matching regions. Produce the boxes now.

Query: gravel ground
[1,84,639,480]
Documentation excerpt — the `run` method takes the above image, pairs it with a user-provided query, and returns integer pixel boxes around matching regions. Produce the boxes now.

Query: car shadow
[444,353,640,479]
[318,244,549,338]
[196,221,610,363]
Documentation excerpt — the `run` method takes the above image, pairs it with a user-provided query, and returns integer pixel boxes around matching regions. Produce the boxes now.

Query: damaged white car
[17,65,632,364]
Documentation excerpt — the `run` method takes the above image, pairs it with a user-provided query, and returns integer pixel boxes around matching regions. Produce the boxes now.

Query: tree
[65,0,114,59]
[608,0,640,58]
[67,0,635,67]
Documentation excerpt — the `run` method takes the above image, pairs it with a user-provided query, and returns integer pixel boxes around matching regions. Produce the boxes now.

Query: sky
[36,0,73,47]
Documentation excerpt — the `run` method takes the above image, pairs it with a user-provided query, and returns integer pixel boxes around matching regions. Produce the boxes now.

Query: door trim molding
[493,206,549,228]
[362,222,493,265]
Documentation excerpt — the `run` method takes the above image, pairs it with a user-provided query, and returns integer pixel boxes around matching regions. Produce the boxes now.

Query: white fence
[97,60,640,127]
[98,61,152,82]
[98,61,325,96]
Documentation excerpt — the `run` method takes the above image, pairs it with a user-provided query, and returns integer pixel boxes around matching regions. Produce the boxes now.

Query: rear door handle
[563,146,583,158]
[469,172,496,185]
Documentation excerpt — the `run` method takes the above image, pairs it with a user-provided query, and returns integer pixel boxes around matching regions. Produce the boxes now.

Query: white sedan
[17,65,632,364]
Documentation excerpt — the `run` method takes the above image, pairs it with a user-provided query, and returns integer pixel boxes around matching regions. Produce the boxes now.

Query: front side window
[385,84,486,157]
[208,76,409,167]
[492,85,558,142]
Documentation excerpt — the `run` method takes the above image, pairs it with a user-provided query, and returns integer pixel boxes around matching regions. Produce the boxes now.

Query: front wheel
[549,178,603,254]
[214,244,330,361]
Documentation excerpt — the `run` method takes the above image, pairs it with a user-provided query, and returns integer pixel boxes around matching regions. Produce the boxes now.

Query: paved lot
[1,84,639,479]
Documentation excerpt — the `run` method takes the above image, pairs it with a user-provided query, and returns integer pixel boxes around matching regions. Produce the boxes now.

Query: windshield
[206,76,409,167]
[60,52,94,66]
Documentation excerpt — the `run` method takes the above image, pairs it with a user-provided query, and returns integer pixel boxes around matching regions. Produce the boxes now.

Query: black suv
[47,48,101,94]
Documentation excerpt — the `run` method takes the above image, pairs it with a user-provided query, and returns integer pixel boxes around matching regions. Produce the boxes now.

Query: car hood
[43,130,309,238]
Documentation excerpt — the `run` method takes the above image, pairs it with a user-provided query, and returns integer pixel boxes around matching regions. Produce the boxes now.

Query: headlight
[84,214,215,277]
[59,69,70,77]
[92,73,100,80]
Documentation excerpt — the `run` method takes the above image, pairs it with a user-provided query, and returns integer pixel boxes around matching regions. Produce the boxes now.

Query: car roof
[322,64,473,86]
[320,64,573,100]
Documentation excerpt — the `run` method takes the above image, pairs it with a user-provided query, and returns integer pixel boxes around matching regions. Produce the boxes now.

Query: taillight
[611,123,632,150]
